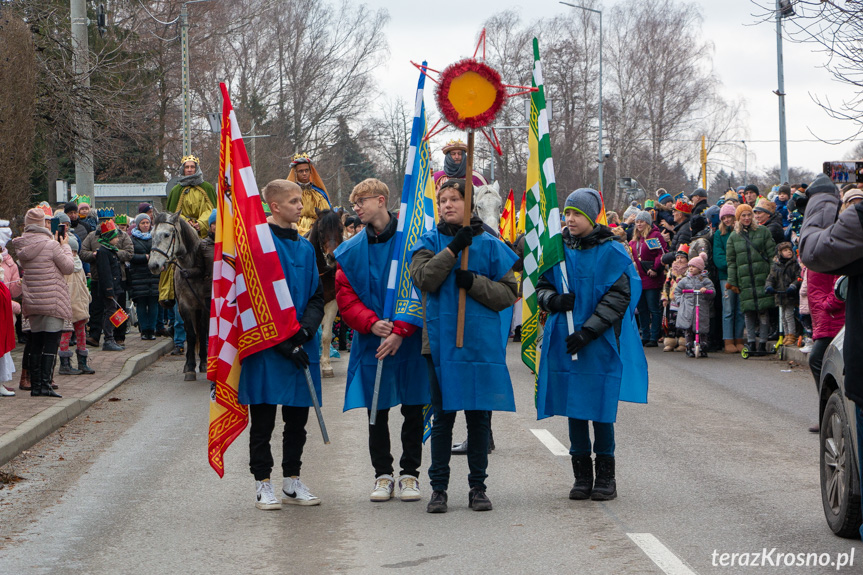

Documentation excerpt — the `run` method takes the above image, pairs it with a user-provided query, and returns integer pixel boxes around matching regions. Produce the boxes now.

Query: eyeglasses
[350,196,381,209]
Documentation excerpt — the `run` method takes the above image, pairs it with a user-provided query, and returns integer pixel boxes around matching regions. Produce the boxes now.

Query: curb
[0,339,174,468]
[777,345,810,367]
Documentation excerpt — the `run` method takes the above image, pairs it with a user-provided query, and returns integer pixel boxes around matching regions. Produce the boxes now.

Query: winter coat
[726,224,776,312]
[80,229,133,283]
[1,249,21,300]
[661,261,687,312]
[713,228,732,281]
[765,254,801,306]
[689,228,713,269]
[661,216,693,265]
[806,270,845,341]
[763,211,786,245]
[673,273,715,333]
[128,234,160,300]
[629,226,667,291]
[799,190,863,404]
[96,245,123,299]
[799,267,810,315]
[10,225,74,321]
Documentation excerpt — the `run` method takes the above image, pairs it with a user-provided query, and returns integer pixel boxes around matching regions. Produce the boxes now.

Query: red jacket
[807,269,845,340]
[335,265,417,338]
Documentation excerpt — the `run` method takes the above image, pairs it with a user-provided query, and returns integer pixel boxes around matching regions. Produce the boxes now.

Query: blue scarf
[131,228,151,240]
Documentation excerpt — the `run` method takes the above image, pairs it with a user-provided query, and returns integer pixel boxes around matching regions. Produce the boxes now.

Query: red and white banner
[207,83,302,477]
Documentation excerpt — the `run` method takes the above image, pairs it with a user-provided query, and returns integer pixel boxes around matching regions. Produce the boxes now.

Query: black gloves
[448,226,473,255]
[565,330,595,355]
[275,339,311,369]
[765,286,776,295]
[286,326,312,349]
[454,269,475,290]
[785,285,798,295]
[547,293,575,313]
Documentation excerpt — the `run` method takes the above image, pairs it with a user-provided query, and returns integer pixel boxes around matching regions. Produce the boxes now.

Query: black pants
[101,297,118,341]
[114,291,128,341]
[809,337,832,391]
[248,404,309,481]
[368,404,424,479]
[88,280,104,340]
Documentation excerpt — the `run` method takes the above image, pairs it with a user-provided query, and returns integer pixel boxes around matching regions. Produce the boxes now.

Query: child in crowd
[673,254,715,358]
[239,179,325,511]
[765,241,801,347]
[661,245,690,352]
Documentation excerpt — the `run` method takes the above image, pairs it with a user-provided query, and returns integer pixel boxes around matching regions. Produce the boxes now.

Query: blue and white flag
[383,62,435,328]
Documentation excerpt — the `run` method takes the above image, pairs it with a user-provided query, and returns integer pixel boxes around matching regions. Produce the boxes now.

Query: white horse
[474,181,503,233]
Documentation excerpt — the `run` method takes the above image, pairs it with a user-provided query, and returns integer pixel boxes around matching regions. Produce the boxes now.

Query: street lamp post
[560,2,603,194]
[776,0,793,184]
[180,0,212,157]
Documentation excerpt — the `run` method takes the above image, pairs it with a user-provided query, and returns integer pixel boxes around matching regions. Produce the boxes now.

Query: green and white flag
[521,37,567,377]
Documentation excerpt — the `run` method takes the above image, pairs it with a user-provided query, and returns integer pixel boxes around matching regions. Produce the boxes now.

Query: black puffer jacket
[764,211,785,245]
[536,225,630,340]
[128,234,160,300]
[661,216,693,265]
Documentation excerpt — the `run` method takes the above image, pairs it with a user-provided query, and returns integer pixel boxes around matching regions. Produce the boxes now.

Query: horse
[474,181,503,232]
[147,210,213,381]
[307,209,344,378]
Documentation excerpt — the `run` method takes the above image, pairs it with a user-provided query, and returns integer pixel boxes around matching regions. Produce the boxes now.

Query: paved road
[1,346,860,574]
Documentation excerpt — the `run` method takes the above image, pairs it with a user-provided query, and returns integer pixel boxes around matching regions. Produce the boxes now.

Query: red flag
[499,188,516,243]
[207,83,302,477]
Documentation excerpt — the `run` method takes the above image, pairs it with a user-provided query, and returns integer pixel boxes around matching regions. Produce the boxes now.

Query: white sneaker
[282,476,321,506]
[398,475,421,502]
[255,479,282,510]
[0,385,15,397]
[800,338,814,354]
[370,474,395,502]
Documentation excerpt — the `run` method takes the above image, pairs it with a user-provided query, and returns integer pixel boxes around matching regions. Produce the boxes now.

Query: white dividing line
[530,428,569,456]
[627,533,698,575]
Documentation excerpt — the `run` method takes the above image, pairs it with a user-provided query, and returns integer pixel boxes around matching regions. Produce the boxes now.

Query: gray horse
[147,210,213,381]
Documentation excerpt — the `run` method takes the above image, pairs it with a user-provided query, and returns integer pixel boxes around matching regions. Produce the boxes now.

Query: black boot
[76,352,95,374]
[58,356,82,375]
[569,455,593,500]
[685,344,695,358]
[591,456,616,501]
[757,342,767,354]
[38,354,62,398]
[29,352,42,397]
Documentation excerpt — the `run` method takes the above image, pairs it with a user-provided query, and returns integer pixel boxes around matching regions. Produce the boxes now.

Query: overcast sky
[361,0,859,183]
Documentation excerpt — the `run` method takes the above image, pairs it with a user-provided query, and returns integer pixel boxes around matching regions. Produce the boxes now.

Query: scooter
[741,306,782,359]
[681,289,714,357]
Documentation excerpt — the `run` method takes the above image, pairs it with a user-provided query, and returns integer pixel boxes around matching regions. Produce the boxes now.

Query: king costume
[166,155,217,239]
[287,153,332,237]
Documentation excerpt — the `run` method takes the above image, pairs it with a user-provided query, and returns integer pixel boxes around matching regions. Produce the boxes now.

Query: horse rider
[287,153,331,237]
[166,155,217,239]
[433,139,488,194]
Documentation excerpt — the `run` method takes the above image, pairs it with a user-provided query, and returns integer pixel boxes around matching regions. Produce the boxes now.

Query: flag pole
[303,366,330,444]
[456,130,475,348]
[369,322,388,425]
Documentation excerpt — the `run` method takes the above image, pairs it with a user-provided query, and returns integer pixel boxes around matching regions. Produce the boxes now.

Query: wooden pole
[455,131,475,348]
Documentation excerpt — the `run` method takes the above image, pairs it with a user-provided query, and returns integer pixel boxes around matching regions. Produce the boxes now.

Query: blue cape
[239,232,322,406]
[411,229,518,412]
[334,230,430,411]
[536,239,648,422]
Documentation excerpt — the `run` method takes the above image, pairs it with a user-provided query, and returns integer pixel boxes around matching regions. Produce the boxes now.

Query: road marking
[627,533,698,575]
[530,428,569,456]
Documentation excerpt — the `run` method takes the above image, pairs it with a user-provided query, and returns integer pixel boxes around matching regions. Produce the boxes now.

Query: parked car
[818,326,862,538]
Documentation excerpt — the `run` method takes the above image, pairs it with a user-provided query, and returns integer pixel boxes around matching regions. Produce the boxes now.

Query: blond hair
[262,179,301,204]
[349,178,389,203]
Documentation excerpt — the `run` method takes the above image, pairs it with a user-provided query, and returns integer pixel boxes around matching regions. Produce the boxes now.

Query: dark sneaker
[102,340,125,352]
[468,487,493,511]
[426,490,448,513]
[170,346,185,356]
[644,340,658,348]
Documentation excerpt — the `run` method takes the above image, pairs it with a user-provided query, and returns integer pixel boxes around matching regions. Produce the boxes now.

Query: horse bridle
[150,214,209,310]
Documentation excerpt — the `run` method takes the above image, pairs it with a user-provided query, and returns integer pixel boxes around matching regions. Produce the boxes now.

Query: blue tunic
[536,239,648,422]
[334,230,430,411]
[238,231,322,407]
[411,230,518,412]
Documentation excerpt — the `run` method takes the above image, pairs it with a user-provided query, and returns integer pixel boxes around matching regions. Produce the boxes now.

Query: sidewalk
[0,334,173,467]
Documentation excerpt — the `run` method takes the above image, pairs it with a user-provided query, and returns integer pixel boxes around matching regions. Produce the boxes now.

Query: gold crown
[181,155,199,165]
[291,152,311,162]
[442,139,467,154]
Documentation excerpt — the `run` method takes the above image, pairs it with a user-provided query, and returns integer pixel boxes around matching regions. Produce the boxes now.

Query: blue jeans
[856,404,863,540]
[426,356,490,491]
[568,418,615,457]
[637,288,662,342]
[173,302,186,346]
[721,282,745,340]
[134,296,159,333]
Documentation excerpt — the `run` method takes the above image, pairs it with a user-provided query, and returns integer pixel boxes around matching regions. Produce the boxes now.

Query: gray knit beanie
[635,210,653,226]
[622,201,640,220]
[563,188,603,225]
[135,213,151,226]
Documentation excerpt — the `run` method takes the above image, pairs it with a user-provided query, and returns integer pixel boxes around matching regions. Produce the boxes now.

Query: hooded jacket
[726,223,776,312]
[629,225,667,291]
[10,225,74,320]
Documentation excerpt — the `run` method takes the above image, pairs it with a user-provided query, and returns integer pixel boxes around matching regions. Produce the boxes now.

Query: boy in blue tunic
[536,188,648,502]
[334,178,430,503]
[240,179,326,510]
[410,178,519,513]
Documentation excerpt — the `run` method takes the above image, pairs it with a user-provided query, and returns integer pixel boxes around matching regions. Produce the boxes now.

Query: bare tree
[367,96,412,194]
